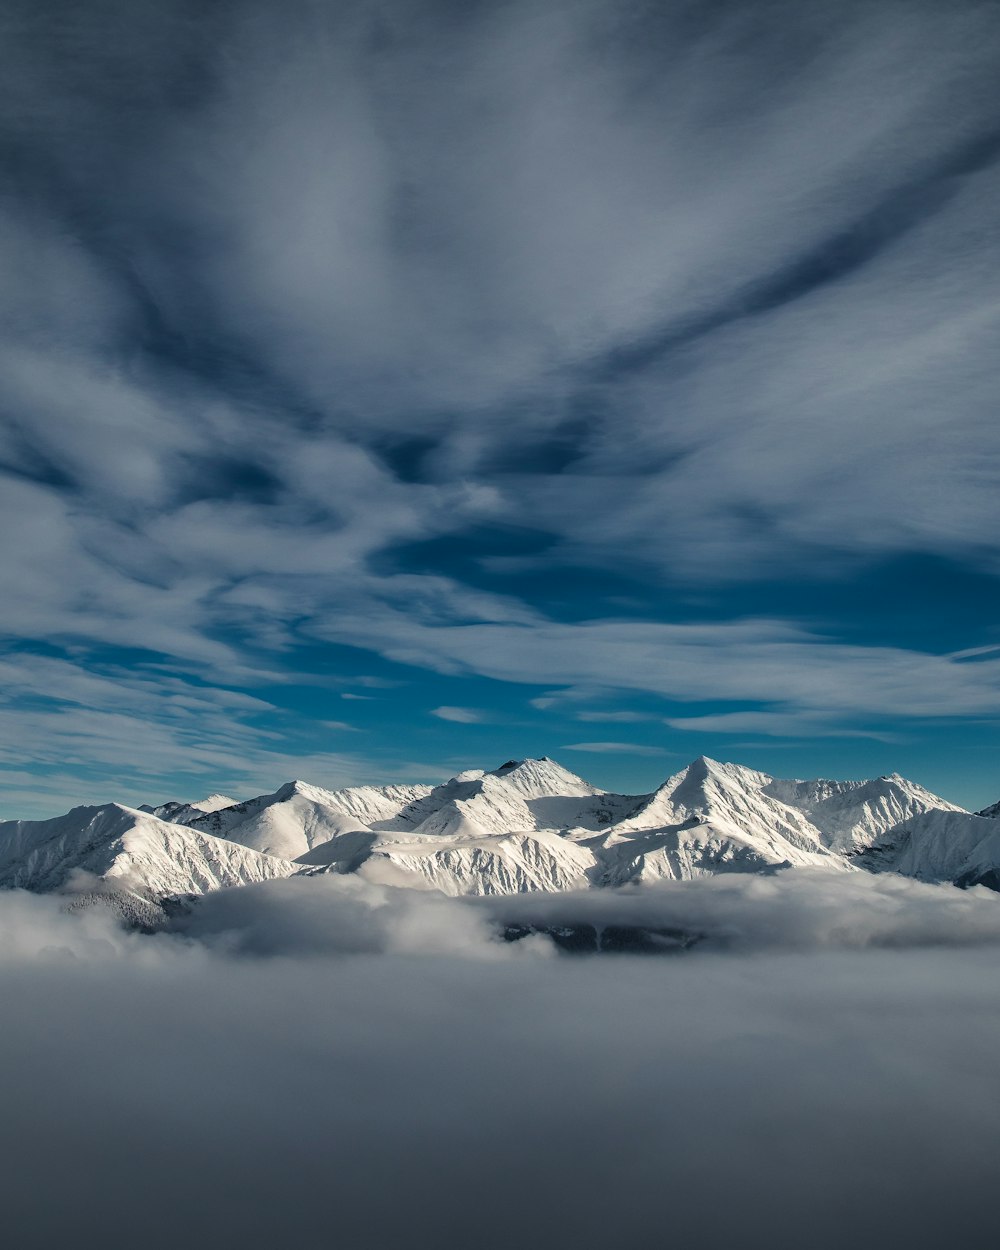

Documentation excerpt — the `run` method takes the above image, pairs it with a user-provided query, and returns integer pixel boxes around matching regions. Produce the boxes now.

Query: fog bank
[0,880,999,1248]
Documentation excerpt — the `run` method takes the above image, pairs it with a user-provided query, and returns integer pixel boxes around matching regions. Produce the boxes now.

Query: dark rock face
[502,922,700,954]
[956,868,1000,892]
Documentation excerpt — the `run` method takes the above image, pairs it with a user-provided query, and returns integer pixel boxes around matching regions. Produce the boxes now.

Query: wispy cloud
[561,742,669,756]
[663,711,902,742]
[431,706,486,724]
[315,606,1000,723]
[575,711,655,723]
[0,652,391,818]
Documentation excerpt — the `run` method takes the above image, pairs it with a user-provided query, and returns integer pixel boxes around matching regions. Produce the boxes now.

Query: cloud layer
[2,876,1000,1248]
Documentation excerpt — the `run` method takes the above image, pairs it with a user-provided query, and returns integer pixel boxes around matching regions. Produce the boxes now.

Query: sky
[2,0,1000,817]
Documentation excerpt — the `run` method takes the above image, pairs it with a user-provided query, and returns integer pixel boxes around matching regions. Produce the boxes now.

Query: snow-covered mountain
[0,756,992,905]
[0,803,299,900]
[763,772,964,851]
[854,807,1000,890]
[184,778,433,860]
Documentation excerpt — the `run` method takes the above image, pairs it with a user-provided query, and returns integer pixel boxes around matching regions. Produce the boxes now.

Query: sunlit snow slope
[0,804,299,898]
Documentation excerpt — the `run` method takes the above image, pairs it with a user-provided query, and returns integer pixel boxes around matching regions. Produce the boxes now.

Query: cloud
[0,651,397,819]
[431,706,485,724]
[316,606,1000,724]
[664,710,902,741]
[574,710,655,723]
[561,741,668,756]
[472,868,1000,952]
[166,868,1000,958]
[167,873,547,961]
[1,877,1000,1247]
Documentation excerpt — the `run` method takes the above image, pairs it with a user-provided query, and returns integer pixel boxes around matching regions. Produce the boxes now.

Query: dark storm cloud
[2,880,1000,1249]
[2,0,1000,801]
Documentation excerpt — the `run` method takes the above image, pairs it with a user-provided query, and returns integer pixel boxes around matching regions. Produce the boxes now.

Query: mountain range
[2,756,999,915]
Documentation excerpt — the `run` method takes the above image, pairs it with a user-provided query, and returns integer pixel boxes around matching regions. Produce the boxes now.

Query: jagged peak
[275,778,307,796]
[270,778,428,807]
[195,793,237,812]
[656,756,772,793]
[66,801,150,823]
[272,779,335,803]
[489,756,574,778]
[685,755,717,782]
[484,756,599,797]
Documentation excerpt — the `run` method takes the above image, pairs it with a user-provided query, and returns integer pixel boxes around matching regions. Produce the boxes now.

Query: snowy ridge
[358,829,595,896]
[763,773,965,851]
[187,779,434,859]
[0,756,992,902]
[855,808,1000,890]
[0,804,300,899]
[613,757,828,846]
[140,793,238,825]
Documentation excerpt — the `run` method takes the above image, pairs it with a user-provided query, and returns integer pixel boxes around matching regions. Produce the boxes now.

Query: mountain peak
[485,757,600,798]
[671,756,773,791]
[197,793,237,812]
[273,779,320,801]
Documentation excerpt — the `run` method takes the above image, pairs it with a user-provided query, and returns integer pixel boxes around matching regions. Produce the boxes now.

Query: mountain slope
[383,759,618,836]
[0,804,300,898]
[140,793,237,826]
[592,757,845,885]
[764,773,965,851]
[188,779,433,860]
[358,828,596,895]
[854,808,1000,889]
[613,757,827,848]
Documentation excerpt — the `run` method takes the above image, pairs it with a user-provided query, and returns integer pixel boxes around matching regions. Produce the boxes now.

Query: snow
[764,773,965,851]
[0,803,300,900]
[185,779,434,859]
[140,793,238,825]
[0,755,988,902]
[855,808,1000,887]
[357,829,595,896]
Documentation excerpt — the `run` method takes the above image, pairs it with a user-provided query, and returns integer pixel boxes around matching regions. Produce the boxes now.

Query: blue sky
[2,0,1000,817]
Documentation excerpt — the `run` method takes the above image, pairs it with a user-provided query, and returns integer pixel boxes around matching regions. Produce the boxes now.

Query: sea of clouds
[1,871,999,1249]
